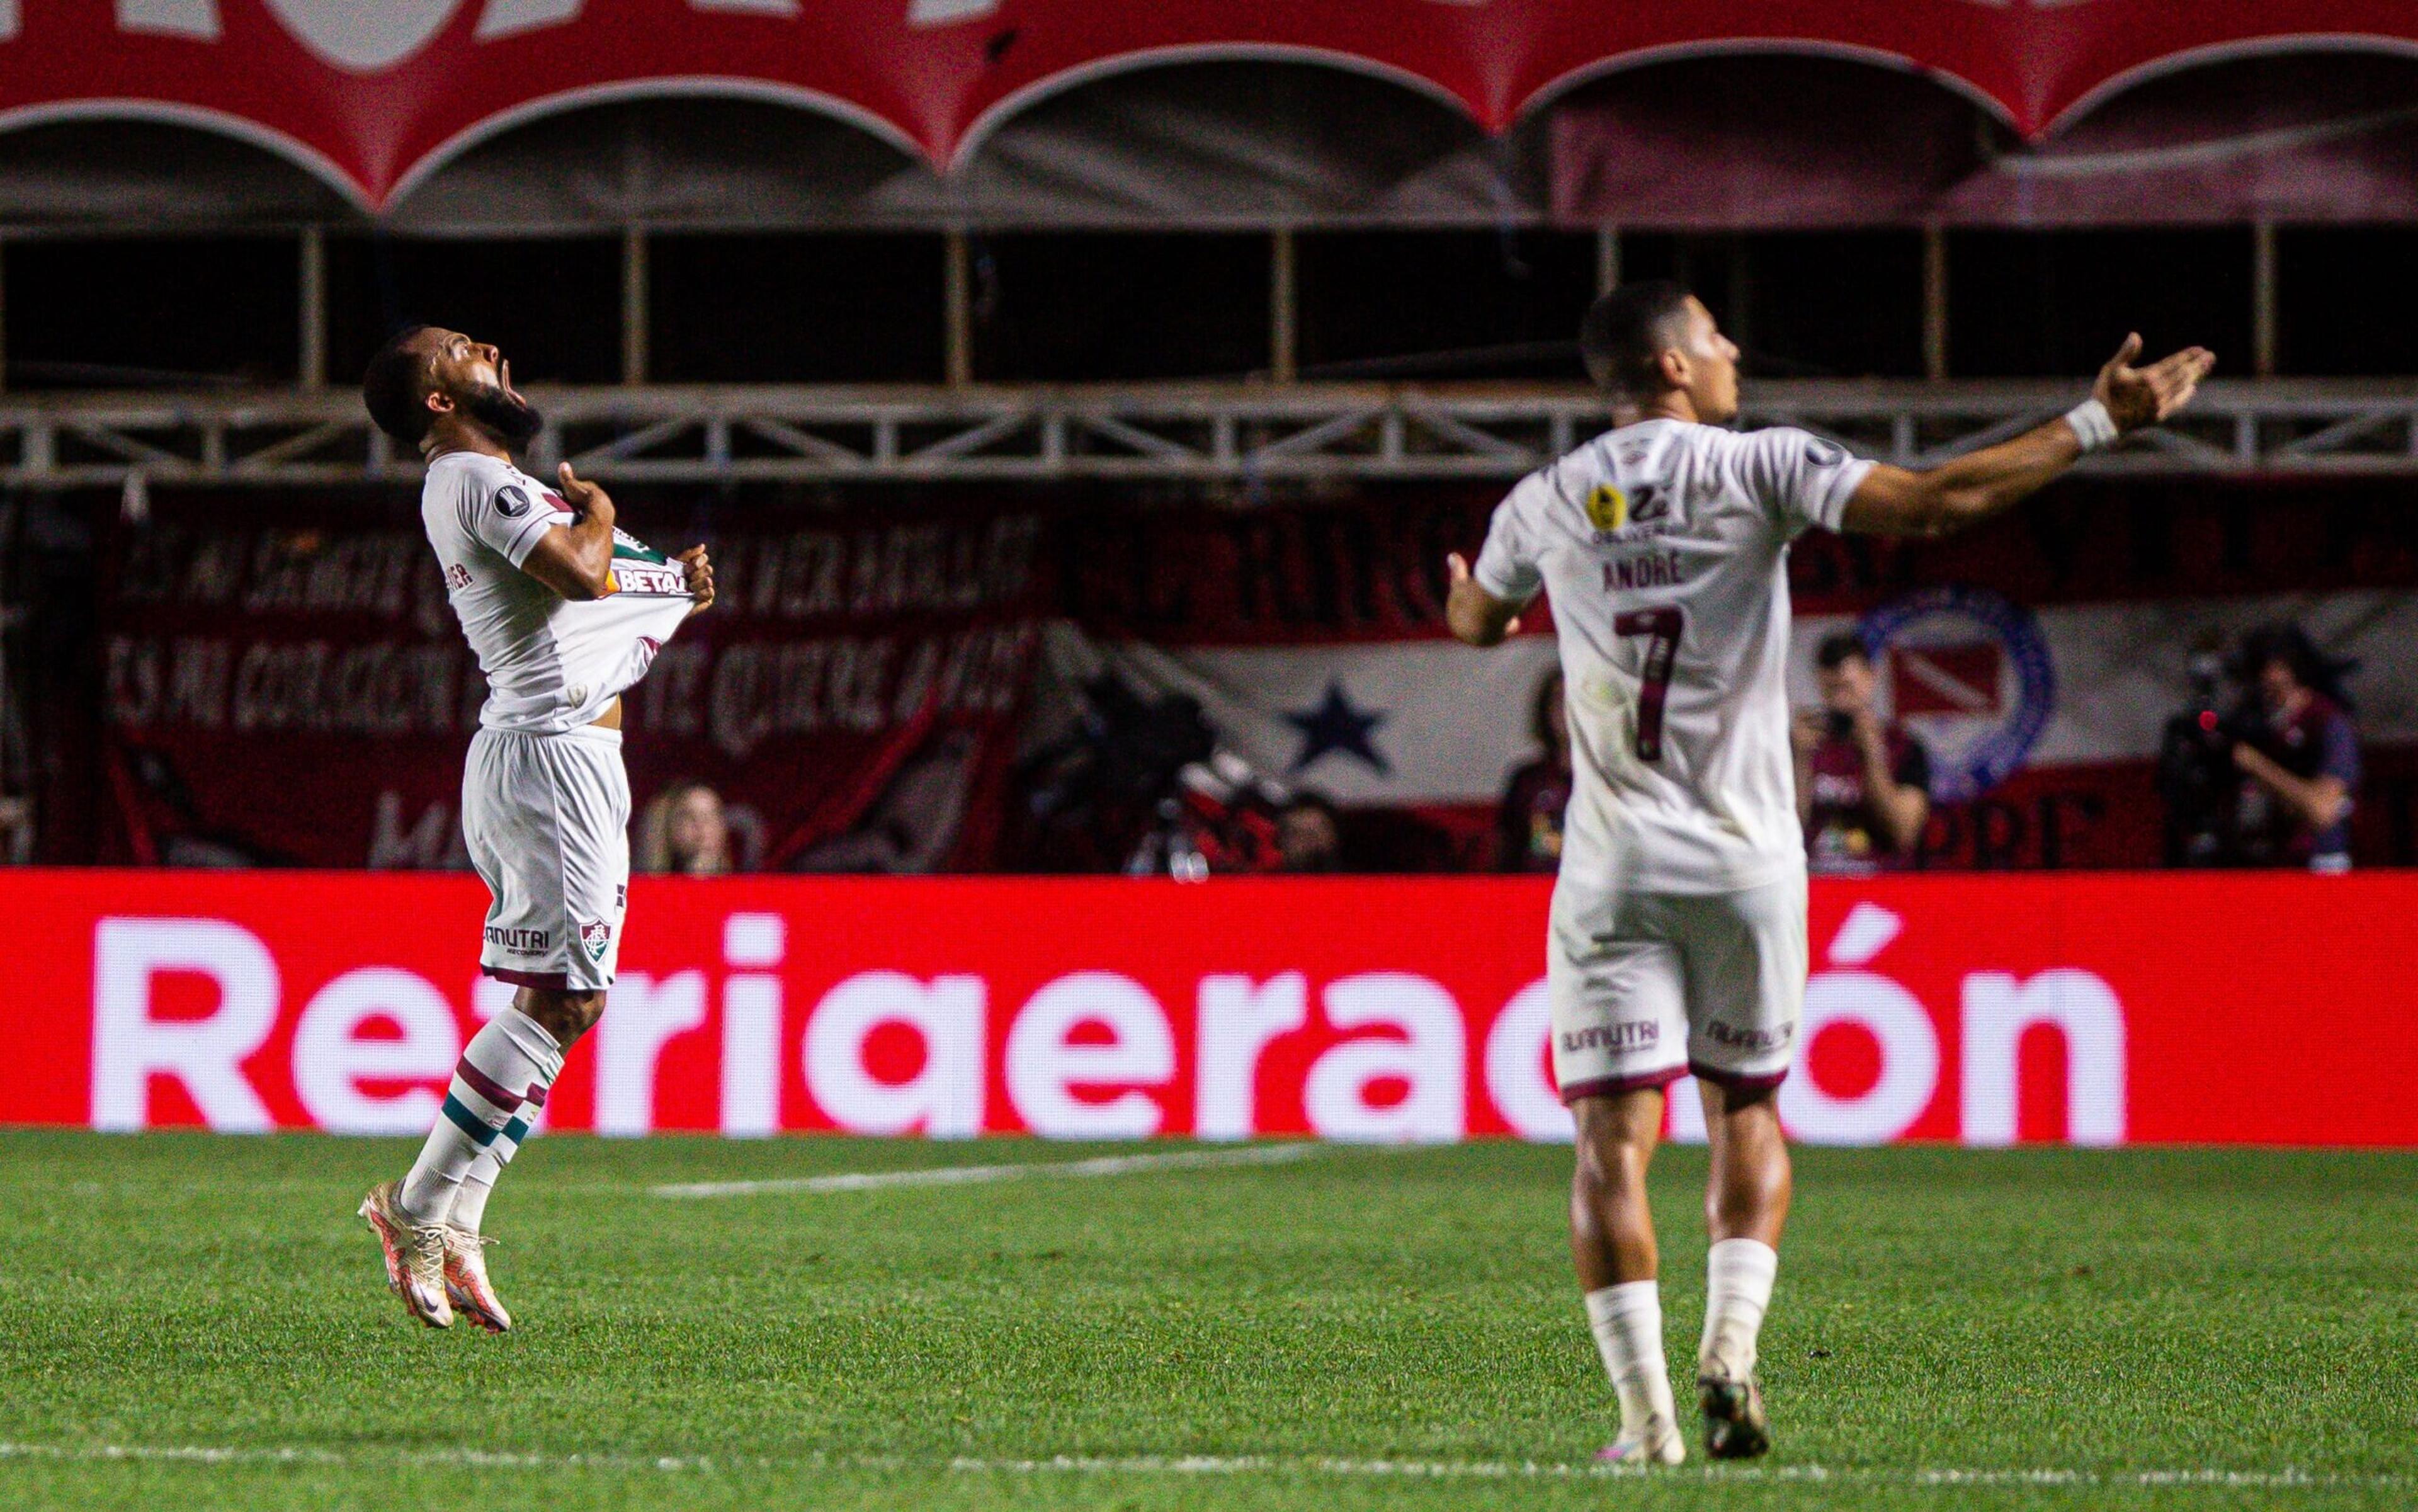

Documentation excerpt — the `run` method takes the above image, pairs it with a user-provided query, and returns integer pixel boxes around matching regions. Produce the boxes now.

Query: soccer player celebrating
[1446,284,2210,1462]
[355,327,714,1331]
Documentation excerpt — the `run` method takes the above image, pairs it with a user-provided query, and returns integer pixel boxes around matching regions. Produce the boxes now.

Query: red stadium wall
[3,871,2412,1149]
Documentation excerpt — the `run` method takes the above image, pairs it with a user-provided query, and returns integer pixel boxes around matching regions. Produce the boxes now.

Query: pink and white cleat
[1595,1414,1686,1467]
[358,1179,453,1329]
[443,1228,513,1334]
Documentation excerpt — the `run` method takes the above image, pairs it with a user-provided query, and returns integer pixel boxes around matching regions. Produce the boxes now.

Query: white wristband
[2065,397,2119,453]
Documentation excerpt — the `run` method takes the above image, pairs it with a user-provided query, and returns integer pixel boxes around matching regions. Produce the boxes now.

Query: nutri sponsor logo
[1561,1021,1660,1054]
[1703,1020,1792,1053]
[484,925,549,955]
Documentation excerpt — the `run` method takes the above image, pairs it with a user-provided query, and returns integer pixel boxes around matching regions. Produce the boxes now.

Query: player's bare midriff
[590,696,622,731]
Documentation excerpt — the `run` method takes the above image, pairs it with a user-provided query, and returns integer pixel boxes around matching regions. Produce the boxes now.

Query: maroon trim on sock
[1688,1061,1789,1093]
[453,1057,523,1113]
[523,1081,548,1108]
[1560,1066,1687,1106]
[482,964,568,991]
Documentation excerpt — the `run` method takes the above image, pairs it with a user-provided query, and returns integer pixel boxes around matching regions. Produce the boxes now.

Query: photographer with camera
[2157,652,2247,867]
[1794,631,1933,873]
[2160,623,2360,871]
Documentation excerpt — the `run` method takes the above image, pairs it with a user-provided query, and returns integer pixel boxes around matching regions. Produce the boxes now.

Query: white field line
[0,1441,2403,1492]
[649,1140,1326,1200]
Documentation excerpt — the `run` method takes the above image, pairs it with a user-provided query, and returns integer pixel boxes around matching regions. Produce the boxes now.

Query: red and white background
[8,869,2417,1148]
[9,0,2416,179]
[1067,588,2418,868]
[1046,482,2418,871]
[85,480,2418,872]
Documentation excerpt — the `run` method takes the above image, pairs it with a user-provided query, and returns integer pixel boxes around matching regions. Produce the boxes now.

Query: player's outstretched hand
[1446,552,1518,638]
[555,462,616,530]
[2094,334,2216,434]
[678,545,715,615]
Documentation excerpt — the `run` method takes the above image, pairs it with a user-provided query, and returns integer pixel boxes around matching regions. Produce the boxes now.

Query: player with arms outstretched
[355,326,715,1331]
[1447,283,2211,1462]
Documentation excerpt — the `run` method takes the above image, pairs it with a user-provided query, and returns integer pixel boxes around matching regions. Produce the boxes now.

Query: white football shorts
[462,724,631,993]
[1547,871,1807,1101]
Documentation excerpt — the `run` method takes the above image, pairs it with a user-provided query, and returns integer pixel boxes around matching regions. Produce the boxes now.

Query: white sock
[397,1009,563,1225]
[446,1099,538,1235]
[1585,1281,1677,1443]
[1700,1239,1779,1379]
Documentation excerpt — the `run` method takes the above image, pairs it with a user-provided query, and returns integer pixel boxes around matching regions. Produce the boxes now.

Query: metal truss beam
[2,380,2414,489]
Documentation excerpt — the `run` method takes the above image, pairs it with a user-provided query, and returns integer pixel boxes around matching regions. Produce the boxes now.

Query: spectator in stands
[1795,631,1932,873]
[637,780,733,875]
[2230,622,2361,872]
[0,793,30,865]
[1276,792,1346,873]
[1499,669,1572,872]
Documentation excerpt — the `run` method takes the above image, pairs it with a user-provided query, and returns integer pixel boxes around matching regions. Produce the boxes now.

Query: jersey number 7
[1613,606,1684,761]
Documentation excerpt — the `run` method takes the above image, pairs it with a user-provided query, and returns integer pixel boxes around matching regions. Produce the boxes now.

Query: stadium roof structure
[3,4,2418,232]
[10,378,2417,489]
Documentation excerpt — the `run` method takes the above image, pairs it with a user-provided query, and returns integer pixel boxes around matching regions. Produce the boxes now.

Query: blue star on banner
[1284,681,1390,776]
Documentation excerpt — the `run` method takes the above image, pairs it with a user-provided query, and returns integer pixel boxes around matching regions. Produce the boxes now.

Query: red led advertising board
[4,871,2411,1148]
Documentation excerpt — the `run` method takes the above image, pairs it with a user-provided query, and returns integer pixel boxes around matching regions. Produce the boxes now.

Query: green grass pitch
[2,1130,2414,1511]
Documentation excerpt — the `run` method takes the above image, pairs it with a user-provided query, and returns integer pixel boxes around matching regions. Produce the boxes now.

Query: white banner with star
[1043,623,1562,804]
[1042,585,2418,807]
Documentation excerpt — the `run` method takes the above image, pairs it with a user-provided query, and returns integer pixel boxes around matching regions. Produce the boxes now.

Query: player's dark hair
[361,325,438,446]
[1816,630,1872,671]
[1580,280,1695,395]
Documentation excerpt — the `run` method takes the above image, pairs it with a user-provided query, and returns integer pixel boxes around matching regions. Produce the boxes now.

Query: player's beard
[460,381,544,446]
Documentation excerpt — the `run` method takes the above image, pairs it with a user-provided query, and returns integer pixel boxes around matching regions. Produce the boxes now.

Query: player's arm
[518,463,619,601]
[2232,745,2351,831]
[1790,712,1821,826]
[1839,336,2214,539]
[1445,552,1523,647]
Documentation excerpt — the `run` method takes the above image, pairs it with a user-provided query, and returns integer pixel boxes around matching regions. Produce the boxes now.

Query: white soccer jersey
[421,451,696,734]
[1475,419,1871,894]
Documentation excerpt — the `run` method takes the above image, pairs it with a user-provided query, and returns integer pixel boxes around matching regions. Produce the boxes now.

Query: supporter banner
[84,481,2418,872]
[99,494,1043,871]
[1038,482,2418,868]
[1055,591,2418,868]
[1065,593,2418,802]
[3,0,2414,206]
[8,870,2417,1148]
